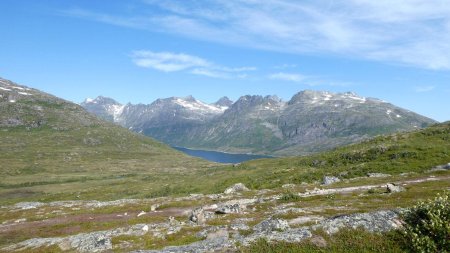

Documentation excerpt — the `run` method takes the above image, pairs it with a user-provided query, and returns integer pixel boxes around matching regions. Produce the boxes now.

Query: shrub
[280,192,300,202]
[401,191,450,253]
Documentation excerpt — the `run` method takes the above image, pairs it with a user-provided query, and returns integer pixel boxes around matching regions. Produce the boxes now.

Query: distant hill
[0,77,211,204]
[82,90,436,156]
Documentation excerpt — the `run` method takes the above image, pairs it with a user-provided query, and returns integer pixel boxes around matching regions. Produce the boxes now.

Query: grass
[241,228,407,253]
[111,227,203,252]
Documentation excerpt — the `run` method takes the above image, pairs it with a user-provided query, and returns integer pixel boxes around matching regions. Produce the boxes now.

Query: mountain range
[81,90,436,156]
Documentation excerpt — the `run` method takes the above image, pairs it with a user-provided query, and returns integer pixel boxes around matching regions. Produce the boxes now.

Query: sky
[1,0,449,122]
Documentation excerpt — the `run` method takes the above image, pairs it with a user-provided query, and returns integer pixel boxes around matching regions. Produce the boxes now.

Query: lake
[173,146,273,163]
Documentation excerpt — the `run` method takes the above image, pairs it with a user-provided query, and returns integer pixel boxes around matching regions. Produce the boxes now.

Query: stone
[386,183,404,193]
[132,237,234,253]
[367,173,391,178]
[13,202,44,210]
[313,210,403,234]
[137,211,146,217]
[189,207,206,225]
[288,215,324,226]
[206,229,229,240]
[150,204,159,211]
[253,218,290,233]
[322,176,340,185]
[224,183,249,194]
[310,236,327,248]
[215,204,241,214]
[230,223,250,231]
[242,227,312,245]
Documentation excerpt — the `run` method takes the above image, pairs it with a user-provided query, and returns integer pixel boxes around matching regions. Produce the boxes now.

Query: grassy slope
[0,78,212,205]
[214,121,450,190]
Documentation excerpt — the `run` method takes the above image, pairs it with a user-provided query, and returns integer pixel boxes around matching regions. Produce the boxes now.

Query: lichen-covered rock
[224,183,249,194]
[189,207,206,225]
[313,210,403,234]
[322,176,340,185]
[13,202,44,210]
[2,224,150,252]
[367,173,391,178]
[132,237,234,253]
[386,183,405,193]
[242,227,312,245]
[253,218,290,233]
[215,203,241,214]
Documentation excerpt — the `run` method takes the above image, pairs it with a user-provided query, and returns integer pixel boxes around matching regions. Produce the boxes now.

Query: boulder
[224,183,249,194]
[367,173,391,178]
[215,204,241,214]
[150,204,160,211]
[253,218,290,233]
[313,210,403,234]
[322,176,340,185]
[189,207,206,225]
[386,183,404,193]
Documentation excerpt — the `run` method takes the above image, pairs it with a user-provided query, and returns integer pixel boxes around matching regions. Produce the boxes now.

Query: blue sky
[1,0,449,121]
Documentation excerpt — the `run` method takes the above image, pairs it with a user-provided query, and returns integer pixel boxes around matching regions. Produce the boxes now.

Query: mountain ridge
[82,90,436,156]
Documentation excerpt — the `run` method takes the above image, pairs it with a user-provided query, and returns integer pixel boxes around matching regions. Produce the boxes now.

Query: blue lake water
[173,146,273,163]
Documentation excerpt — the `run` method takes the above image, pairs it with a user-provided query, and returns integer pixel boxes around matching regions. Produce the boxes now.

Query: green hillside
[0,78,212,205]
[215,121,449,189]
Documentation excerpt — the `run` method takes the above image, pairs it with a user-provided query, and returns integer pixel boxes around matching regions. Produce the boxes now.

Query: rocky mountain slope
[83,91,436,156]
[0,77,211,204]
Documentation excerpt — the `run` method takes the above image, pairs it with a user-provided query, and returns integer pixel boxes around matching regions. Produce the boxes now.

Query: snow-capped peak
[174,97,225,113]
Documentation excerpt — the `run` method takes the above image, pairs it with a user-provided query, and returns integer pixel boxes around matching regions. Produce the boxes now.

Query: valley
[1,77,449,252]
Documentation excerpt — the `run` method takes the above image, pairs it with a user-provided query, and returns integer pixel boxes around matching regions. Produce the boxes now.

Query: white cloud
[63,1,450,70]
[268,72,352,87]
[190,68,229,79]
[414,86,436,92]
[131,51,210,72]
[131,50,255,78]
[269,72,306,82]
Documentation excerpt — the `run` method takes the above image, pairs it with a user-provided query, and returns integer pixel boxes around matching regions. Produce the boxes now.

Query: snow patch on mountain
[174,98,225,113]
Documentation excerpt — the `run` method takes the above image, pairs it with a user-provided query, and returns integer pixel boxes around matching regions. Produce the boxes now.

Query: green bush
[280,191,300,202]
[402,191,450,253]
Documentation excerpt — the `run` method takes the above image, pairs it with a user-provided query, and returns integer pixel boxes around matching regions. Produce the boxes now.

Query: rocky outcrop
[242,227,312,245]
[2,224,149,252]
[253,218,290,233]
[322,176,341,185]
[313,210,403,234]
[215,204,241,214]
[133,237,234,253]
[224,183,250,194]
[189,207,206,225]
[386,183,405,193]
[367,173,391,178]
